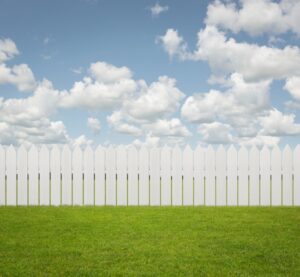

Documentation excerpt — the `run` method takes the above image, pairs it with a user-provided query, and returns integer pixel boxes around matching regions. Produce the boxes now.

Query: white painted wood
[6,145,16,205]
[227,145,237,206]
[194,145,205,206]
[50,145,61,206]
[128,146,138,205]
[150,147,160,206]
[161,146,171,206]
[216,145,226,206]
[205,145,215,206]
[39,145,50,205]
[84,146,94,205]
[116,145,127,206]
[249,146,259,206]
[271,146,281,206]
[238,146,248,206]
[294,145,300,206]
[95,145,105,205]
[106,146,116,205]
[282,145,293,206]
[183,145,193,205]
[17,146,27,205]
[260,146,271,206]
[72,146,83,205]
[139,146,149,205]
[172,146,182,206]
[0,145,5,205]
[28,146,39,205]
[61,145,72,205]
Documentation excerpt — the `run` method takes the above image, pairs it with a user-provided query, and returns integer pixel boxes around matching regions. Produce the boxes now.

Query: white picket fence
[0,144,299,206]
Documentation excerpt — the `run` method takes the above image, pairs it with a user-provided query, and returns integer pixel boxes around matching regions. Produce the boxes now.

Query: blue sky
[1,0,300,148]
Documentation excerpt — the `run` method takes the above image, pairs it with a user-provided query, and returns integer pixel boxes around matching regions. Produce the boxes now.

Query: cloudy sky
[1,0,300,148]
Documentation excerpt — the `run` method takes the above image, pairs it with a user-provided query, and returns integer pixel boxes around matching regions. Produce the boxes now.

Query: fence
[0,144,299,206]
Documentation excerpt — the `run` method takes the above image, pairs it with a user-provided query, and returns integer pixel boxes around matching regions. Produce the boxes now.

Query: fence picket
[216,145,226,206]
[6,145,16,205]
[294,145,300,206]
[128,146,138,205]
[95,146,105,205]
[227,145,237,206]
[73,146,83,205]
[0,145,4,205]
[139,146,149,205]
[183,145,193,205]
[205,145,215,206]
[161,146,171,206]
[260,146,271,206]
[282,145,293,206]
[249,146,259,206]
[28,146,38,205]
[271,146,281,206]
[238,146,248,206]
[116,146,127,206]
[17,146,27,205]
[40,145,50,205]
[194,145,205,205]
[106,146,116,205]
[62,145,72,205]
[50,146,61,206]
[172,146,182,206]
[84,146,94,205]
[150,147,160,206]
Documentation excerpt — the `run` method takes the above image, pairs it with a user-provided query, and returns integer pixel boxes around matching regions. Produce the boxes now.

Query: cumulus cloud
[0,38,19,63]
[284,76,300,101]
[149,3,169,17]
[87,117,101,134]
[198,122,233,144]
[205,0,300,37]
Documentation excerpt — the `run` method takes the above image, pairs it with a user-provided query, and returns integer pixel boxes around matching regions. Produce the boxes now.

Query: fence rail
[0,144,299,206]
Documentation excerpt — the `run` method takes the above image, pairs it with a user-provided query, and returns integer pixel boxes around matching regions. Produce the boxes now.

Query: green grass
[0,207,299,276]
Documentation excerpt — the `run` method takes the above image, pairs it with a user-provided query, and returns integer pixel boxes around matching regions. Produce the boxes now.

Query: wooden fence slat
[150,147,160,206]
[6,145,16,206]
[106,146,116,205]
[28,146,38,205]
[50,146,61,206]
[39,145,50,205]
[139,146,149,205]
[194,145,205,205]
[183,145,193,205]
[172,146,182,206]
[0,145,4,205]
[73,146,83,205]
[128,146,138,205]
[249,146,259,206]
[238,146,248,206]
[227,145,237,206]
[17,146,27,205]
[271,146,281,206]
[62,145,72,205]
[95,146,105,205]
[216,145,226,206]
[205,145,215,206]
[294,145,300,206]
[260,146,271,206]
[84,146,94,205]
[282,145,293,206]
[117,145,127,206]
[161,146,171,206]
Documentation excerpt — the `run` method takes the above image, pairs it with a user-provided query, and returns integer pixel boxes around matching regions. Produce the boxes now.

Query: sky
[1,0,300,149]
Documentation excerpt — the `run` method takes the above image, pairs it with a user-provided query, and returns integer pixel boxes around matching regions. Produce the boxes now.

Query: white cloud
[159,25,300,82]
[150,3,169,17]
[259,109,300,136]
[124,76,185,121]
[87,117,101,134]
[0,63,36,92]
[205,0,300,37]
[284,76,300,101]
[0,38,19,63]
[72,135,93,148]
[198,122,233,144]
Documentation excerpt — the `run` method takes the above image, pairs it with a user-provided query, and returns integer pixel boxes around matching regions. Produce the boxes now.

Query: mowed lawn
[0,207,299,276]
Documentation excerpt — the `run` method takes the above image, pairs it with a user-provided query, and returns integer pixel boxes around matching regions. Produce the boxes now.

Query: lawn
[0,207,299,276]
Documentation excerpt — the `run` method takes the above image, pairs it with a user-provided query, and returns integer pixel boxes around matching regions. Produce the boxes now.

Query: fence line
[0,144,299,206]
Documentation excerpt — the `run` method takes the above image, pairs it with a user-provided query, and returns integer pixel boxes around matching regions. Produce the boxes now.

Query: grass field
[0,207,299,276]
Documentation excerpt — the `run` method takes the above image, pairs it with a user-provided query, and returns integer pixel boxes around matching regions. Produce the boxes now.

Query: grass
[0,207,299,276]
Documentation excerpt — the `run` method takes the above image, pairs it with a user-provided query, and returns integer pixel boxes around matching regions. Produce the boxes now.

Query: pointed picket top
[228,144,236,154]
[294,144,300,168]
[206,144,215,158]
[271,145,281,170]
[282,144,292,168]
[40,144,49,155]
[294,144,300,154]
[250,145,259,156]
[216,145,226,169]
[238,146,248,170]
[7,144,16,155]
[84,145,93,155]
[128,144,138,156]
[162,144,171,152]
[216,144,225,154]
[96,144,105,153]
[283,144,292,155]
[51,144,60,157]
[28,145,38,159]
[195,144,204,154]
[18,145,27,155]
[62,144,71,156]
[183,144,192,153]
[139,145,148,156]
